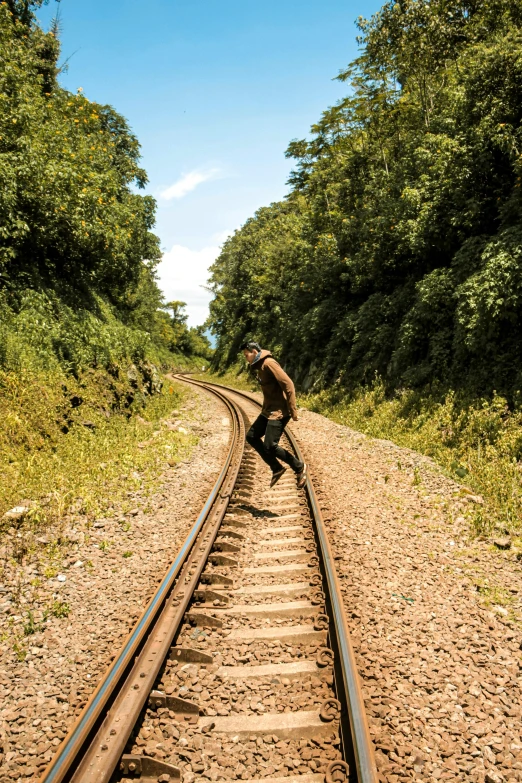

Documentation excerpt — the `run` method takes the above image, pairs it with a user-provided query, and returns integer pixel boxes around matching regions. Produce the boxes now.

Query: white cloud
[156,244,221,327]
[211,228,236,244]
[160,167,220,200]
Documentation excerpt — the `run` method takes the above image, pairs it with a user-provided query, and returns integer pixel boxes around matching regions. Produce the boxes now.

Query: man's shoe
[296,463,307,489]
[270,467,287,488]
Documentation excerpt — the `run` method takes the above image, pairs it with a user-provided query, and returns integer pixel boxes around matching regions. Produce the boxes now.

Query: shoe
[296,463,307,489]
[270,467,287,488]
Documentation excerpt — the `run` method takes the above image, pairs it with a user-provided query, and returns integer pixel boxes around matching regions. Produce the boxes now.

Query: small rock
[467,494,484,504]
[493,537,511,550]
[56,575,66,583]
[2,506,30,522]
[485,771,505,783]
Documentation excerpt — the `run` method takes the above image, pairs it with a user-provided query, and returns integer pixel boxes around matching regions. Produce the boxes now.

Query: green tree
[0,3,209,374]
[209,0,522,399]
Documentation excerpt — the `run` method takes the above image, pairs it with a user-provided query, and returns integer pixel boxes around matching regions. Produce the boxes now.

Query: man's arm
[265,358,298,419]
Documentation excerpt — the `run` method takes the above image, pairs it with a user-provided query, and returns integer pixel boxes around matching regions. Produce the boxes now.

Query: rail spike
[326,760,350,783]
[319,698,342,722]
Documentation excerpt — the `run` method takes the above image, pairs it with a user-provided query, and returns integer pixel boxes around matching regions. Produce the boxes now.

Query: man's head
[240,341,261,364]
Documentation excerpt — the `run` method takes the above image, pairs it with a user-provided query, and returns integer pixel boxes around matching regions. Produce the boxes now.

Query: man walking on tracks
[241,341,307,489]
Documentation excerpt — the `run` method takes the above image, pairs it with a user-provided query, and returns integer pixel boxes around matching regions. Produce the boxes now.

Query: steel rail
[39,384,245,783]
[184,377,379,783]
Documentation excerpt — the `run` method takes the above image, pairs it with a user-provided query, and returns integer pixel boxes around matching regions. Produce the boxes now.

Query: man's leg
[264,417,304,474]
[246,414,282,472]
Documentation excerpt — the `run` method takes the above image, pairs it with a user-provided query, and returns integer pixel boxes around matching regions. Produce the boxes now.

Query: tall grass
[302,379,522,537]
[0,370,195,529]
[0,287,204,531]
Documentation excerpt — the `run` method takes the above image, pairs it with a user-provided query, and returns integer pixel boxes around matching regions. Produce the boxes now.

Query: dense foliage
[0,1,209,374]
[209,0,522,399]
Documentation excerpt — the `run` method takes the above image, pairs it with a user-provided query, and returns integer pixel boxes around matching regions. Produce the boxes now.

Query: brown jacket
[251,350,298,420]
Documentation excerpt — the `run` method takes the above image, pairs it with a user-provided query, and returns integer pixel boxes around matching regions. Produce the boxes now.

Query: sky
[38,0,381,327]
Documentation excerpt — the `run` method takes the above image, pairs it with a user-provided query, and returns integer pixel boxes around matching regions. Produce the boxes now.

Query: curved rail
[39,384,245,783]
[185,377,379,783]
[40,375,378,783]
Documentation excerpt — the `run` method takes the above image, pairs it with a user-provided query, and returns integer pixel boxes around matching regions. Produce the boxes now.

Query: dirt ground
[0,384,230,783]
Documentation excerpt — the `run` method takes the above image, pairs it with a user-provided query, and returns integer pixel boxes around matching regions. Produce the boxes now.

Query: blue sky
[38,0,381,326]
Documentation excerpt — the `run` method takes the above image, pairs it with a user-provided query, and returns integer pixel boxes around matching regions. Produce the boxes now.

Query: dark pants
[246,414,304,474]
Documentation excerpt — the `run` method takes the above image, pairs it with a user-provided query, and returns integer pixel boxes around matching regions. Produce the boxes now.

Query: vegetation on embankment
[1,371,196,537]
[201,365,522,538]
[206,0,522,536]
[209,0,522,400]
[302,382,522,539]
[0,2,210,527]
[0,2,209,368]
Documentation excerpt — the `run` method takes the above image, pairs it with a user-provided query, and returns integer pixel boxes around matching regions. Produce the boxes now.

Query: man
[241,341,307,488]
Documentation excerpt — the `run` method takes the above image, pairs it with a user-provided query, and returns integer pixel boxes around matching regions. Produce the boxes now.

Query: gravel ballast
[0,384,230,782]
[3,380,522,783]
[292,407,522,783]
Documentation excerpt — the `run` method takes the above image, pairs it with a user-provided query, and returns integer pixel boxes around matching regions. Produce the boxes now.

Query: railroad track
[39,377,378,783]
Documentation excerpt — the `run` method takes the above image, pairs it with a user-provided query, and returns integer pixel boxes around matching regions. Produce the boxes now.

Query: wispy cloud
[211,228,236,244]
[160,167,220,200]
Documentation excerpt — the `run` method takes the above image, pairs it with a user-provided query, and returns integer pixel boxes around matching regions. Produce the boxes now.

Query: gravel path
[0,384,230,783]
[292,407,522,783]
[3,381,522,783]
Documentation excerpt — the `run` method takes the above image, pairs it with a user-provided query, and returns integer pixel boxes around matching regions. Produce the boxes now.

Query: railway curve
[38,376,378,783]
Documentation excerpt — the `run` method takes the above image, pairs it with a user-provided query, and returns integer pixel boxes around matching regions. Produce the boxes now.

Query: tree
[208,0,522,399]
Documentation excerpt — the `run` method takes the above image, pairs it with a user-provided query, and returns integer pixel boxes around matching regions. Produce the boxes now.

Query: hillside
[209,0,522,397]
[207,0,522,536]
[0,1,209,522]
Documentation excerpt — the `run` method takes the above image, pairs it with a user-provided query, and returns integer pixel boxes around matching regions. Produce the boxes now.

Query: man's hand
[292,414,299,422]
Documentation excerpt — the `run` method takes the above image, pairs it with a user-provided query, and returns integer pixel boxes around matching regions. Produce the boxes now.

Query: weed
[122,551,133,558]
[119,521,131,532]
[412,468,421,486]
[1,376,195,555]
[51,600,70,618]
[12,641,27,660]
[43,565,58,579]
[99,540,110,552]
[23,611,42,636]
